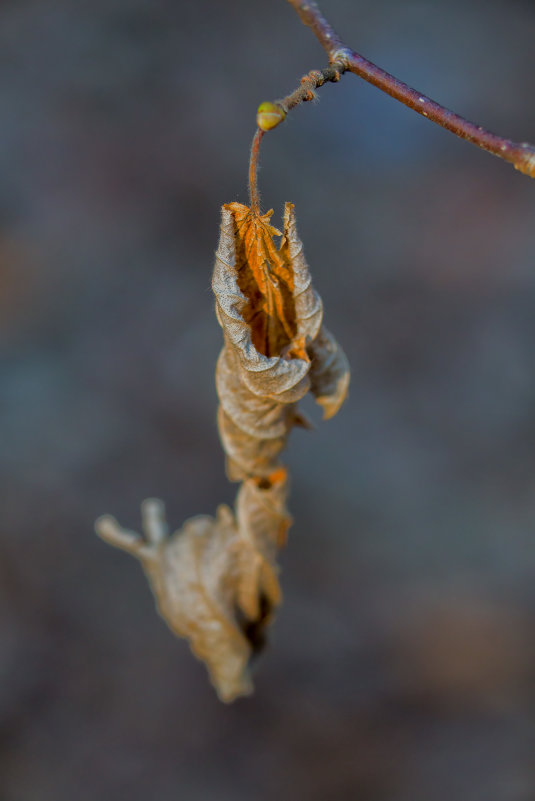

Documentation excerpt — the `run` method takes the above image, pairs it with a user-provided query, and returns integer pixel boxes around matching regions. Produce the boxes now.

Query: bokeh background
[2,1,535,798]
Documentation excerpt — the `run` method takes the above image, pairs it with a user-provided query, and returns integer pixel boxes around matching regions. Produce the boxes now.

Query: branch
[261,0,535,179]
[251,61,347,206]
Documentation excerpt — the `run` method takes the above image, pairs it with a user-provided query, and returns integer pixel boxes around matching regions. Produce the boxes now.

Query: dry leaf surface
[96,201,349,701]
[96,472,290,702]
[213,201,349,480]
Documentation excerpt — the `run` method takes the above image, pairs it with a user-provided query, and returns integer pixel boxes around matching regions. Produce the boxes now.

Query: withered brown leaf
[96,200,350,702]
[96,471,290,703]
[213,201,349,481]
[228,202,300,359]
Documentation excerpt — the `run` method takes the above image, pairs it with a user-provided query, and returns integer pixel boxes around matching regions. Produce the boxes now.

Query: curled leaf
[96,199,350,702]
[95,471,290,703]
[213,201,349,480]
[308,325,350,419]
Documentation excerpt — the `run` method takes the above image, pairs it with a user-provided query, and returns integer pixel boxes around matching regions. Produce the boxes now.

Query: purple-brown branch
[279,0,535,179]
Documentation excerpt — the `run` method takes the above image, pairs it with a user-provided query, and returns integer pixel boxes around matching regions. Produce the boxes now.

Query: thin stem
[287,0,345,54]
[249,128,264,212]
[279,63,345,113]
[344,50,535,176]
[284,0,535,178]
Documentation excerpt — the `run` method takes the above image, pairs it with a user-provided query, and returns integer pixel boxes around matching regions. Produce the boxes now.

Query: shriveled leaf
[96,199,350,703]
[308,325,350,419]
[95,472,290,703]
[227,202,297,359]
[213,201,349,480]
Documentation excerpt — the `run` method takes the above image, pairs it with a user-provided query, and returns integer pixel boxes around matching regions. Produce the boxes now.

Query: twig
[279,63,345,112]
[287,0,345,54]
[251,61,347,209]
[274,0,535,178]
[248,128,264,211]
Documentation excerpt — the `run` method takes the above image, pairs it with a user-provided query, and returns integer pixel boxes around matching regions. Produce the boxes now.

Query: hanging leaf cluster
[96,201,349,701]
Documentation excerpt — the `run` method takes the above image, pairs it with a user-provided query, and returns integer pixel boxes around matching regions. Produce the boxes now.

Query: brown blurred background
[1,1,535,799]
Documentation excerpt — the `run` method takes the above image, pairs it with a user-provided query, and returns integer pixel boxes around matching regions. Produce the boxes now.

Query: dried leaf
[213,201,349,480]
[96,200,350,702]
[95,471,290,702]
[308,325,350,419]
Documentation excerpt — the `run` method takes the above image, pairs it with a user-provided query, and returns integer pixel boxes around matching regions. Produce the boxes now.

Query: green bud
[256,102,286,132]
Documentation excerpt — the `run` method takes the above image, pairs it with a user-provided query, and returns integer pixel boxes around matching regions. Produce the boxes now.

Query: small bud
[256,102,286,132]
